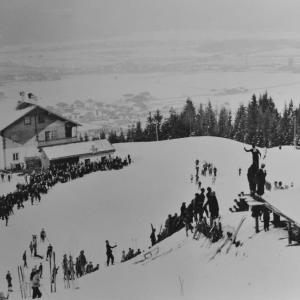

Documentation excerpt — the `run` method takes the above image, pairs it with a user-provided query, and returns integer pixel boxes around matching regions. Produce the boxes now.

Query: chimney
[19,91,25,102]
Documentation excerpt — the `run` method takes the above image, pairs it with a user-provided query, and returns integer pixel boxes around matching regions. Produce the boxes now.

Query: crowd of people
[0,154,132,226]
[229,193,249,213]
[149,159,220,246]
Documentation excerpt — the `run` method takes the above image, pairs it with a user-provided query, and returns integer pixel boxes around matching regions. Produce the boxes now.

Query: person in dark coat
[79,250,87,274]
[244,144,261,170]
[46,244,53,261]
[106,240,117,266]
[256,163,267,196]
[199,188,208,219]
[150,223,156,246]
[208,191,219,219]
[180,203,186,218]
[186,200,194,223]
[6,271,12,293]
[23,251,28,268]
[247,164,257,196]
[261,207,271,231]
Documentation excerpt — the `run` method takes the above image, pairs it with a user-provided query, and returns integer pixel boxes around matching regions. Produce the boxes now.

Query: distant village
[45,92,154,139]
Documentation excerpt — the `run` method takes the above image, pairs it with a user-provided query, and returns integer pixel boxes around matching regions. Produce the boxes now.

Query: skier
[106,240,117,266]
[208,191,219,219]
[62,254,68,279]
[256,163,267,196]
[6,271,12,293]
[150,224,156,246]
[247,164,257,196]
[261,207,271,231]
[79,250,87,275]
[32,235,37,244]
[183,215,193,237]
[29,242,34,257]
[244,144,261,170]
[40,229,46,242]
[39,263,43,278]
[212,175,216,185]
[46,244,53,261]
[30,266,37,285]
[75,258,81,278]
[34,247,43,259]
[121,251,126,263]
[213,167,217,177]
[5,214,8,226]
[68,256,75,279]
[23,251,28,268]
[190,174,193,183]
[198,180,201,190]
[199,188,208,219]
[32,269,42,299]
[127,155,131,164]
[239,168,241,176]
[52,266,59,284]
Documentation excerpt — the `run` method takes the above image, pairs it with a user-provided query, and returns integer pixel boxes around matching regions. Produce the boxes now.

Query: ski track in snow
[1,137,300,300]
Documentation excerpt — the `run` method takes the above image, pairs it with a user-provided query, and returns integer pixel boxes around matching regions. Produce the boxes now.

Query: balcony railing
[38,137,79,147]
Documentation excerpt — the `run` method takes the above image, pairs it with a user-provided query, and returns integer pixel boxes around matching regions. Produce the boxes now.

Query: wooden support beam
[255,215,259,233]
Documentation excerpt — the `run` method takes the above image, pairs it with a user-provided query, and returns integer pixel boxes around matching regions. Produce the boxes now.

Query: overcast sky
[0,0,300,44]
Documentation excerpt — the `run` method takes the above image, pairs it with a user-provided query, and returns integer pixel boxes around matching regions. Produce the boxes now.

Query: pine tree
[135,121,144,142]
[100,131,106,140]
[217,107,228,137]
[181,98,196,135]
[245,94,258,145]
[144,112,156,141]
[119,129,126,143]
[195,103,205,136]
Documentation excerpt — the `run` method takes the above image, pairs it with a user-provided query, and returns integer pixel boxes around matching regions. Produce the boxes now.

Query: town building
[73,100,84,109]
[0,96,81,170]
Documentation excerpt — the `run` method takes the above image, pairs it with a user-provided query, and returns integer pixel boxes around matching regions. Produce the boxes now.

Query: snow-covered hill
[1,137,300,300]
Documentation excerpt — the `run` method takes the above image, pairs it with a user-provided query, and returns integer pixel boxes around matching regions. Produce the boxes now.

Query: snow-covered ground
[1,137,300,300]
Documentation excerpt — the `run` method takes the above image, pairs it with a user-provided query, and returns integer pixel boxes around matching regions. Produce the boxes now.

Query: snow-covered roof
[0,105,36,134]
[42,140,115,160]
[0,102,82,134]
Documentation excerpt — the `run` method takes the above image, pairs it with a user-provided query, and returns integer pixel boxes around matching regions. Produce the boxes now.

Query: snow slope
[1,137,300,300]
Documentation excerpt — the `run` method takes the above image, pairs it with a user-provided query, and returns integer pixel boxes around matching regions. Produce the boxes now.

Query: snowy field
[1,136,300,300]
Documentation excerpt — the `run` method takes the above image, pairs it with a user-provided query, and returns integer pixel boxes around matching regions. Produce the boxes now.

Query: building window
[45,130,58,141]
[51,131,58,139]
[38,115,45,123]
[24,116,31,125]
[13,153,19,161]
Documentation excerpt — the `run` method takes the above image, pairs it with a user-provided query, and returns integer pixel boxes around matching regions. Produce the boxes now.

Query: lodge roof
[0,101,81,135]
[42,139,115,161]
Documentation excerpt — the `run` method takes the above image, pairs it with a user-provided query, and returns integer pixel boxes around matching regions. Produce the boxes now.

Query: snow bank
[1,137,300,300]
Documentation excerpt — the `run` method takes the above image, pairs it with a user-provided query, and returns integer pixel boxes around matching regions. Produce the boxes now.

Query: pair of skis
[17,265,29,298]
[49,252,57,292]
[210,215,246,261]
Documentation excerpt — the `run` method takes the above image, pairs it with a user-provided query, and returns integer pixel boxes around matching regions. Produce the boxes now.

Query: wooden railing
[38,137,78,147]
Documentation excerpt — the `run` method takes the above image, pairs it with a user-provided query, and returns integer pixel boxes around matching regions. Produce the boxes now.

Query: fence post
[288,222,292,245]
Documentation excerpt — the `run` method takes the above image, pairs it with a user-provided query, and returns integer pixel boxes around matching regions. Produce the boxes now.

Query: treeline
[108,92,300,148]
